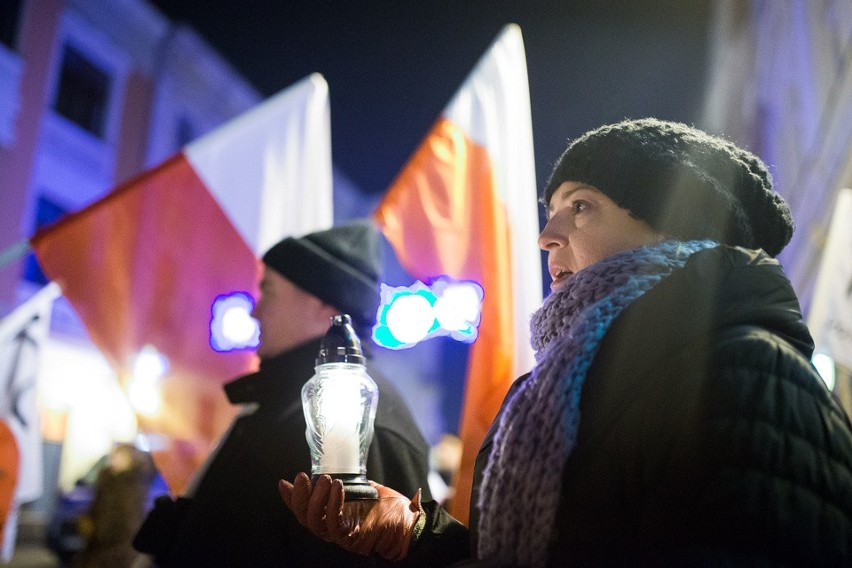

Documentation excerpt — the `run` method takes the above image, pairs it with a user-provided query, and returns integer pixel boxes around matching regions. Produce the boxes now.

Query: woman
[280,118,852,566]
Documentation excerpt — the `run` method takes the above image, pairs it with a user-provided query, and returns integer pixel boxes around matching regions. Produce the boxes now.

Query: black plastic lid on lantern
[316,314,366,366]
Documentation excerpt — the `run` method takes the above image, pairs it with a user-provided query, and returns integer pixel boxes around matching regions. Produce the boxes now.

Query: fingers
[289,473,314,526]
[278,479,294,510]
[281,473,410,559]
[305,474,333,537]
[324,478,347,538]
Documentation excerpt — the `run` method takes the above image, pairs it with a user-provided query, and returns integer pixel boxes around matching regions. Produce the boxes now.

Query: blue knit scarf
[477,240,716,566]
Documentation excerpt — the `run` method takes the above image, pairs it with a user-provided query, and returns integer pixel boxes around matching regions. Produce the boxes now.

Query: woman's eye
[571,200,588,214]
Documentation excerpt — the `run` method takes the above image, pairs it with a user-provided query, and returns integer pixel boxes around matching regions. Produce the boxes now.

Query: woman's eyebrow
[546,184,598,218]
[548,186,585,212]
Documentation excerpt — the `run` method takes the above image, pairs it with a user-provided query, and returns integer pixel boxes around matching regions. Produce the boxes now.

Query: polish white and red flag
[32,73,332,382]
[373,25,542,523]
[30,74,333,491]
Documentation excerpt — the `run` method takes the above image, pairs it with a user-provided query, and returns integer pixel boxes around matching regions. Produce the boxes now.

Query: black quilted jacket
[413,246,852,567]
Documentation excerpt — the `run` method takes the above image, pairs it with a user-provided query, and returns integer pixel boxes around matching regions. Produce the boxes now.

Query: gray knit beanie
[261,220,382,330]
[544,118,794,257]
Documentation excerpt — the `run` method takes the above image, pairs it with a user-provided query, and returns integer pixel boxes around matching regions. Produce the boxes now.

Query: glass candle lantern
[302,314,379,500]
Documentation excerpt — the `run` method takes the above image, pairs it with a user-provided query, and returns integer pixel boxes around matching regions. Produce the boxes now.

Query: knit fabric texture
[477,239,717,567]
[261,219,382,329]
[544,118,793,257]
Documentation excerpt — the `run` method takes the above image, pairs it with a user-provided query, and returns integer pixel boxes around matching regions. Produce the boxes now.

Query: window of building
[23,195,68,285]
[0,0,21,49]
[53,44,111,138]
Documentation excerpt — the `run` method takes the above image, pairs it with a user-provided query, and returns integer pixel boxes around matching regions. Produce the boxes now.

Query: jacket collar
[224,337,322,405]
[598,245,813,384]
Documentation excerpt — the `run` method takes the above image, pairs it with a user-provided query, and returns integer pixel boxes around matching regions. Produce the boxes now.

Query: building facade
[0,0,262,535]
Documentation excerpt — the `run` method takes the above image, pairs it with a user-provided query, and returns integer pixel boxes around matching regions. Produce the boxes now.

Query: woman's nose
[538,218,566,251]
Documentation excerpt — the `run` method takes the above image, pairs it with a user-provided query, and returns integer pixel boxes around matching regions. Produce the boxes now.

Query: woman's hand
[279,472,422,562]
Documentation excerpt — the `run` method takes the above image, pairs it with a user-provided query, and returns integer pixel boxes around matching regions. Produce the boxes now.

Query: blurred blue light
[210,291,260,352]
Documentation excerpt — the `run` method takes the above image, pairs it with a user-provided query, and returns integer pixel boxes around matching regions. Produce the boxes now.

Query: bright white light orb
[129,345,168,416]
[132,345,169,381]
[434,283,482,331]
[210,292,260,351]
[812,352,836,391]
[386,294,434,344]
[221,305,259,344]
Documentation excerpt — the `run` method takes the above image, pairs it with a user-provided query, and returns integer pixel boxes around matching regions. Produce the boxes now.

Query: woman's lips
[549,269,572,290]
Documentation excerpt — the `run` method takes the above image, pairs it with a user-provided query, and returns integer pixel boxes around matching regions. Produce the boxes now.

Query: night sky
[148,0,714,202]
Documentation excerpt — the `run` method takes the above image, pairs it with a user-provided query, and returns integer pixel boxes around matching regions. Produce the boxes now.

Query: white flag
[0,282,60,504]
[807,188,852,370]
[373,24,541,522]
[185,72,334,254]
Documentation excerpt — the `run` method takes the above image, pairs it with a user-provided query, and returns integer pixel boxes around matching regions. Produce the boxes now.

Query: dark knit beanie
[261,220,382,329]
[544,118,794,257]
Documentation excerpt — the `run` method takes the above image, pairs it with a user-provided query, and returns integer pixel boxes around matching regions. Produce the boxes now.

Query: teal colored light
[372,278,483,349]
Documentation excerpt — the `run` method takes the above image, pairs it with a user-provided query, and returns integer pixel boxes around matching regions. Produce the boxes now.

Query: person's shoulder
[685,244,788,280]
[711,325,820,392]
[701,324,851,456]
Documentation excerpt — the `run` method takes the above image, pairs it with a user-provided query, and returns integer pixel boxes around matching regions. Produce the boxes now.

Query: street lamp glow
[132,345,169,380]
[128,345,168,415]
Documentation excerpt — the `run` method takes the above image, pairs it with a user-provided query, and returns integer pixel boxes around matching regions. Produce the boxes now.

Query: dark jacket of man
[410,246,852,567]
[135,337,432,567]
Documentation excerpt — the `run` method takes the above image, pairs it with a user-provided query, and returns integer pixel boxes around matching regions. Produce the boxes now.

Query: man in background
[134,219,432,567]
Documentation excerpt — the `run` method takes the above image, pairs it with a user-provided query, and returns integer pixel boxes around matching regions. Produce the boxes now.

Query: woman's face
[539,181,663,291]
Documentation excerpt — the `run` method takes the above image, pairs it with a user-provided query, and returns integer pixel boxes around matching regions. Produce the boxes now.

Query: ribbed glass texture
[302,362,378,475]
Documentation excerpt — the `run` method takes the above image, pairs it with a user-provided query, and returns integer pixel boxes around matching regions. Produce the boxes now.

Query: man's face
[538,181,663,292]
[251,267,327,359]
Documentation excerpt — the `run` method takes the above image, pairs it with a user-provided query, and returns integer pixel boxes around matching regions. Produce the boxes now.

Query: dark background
[148,0,714,201]
[147,0,716,434]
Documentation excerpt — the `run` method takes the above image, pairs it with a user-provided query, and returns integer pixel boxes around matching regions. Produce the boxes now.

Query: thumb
[408,488,422,513]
